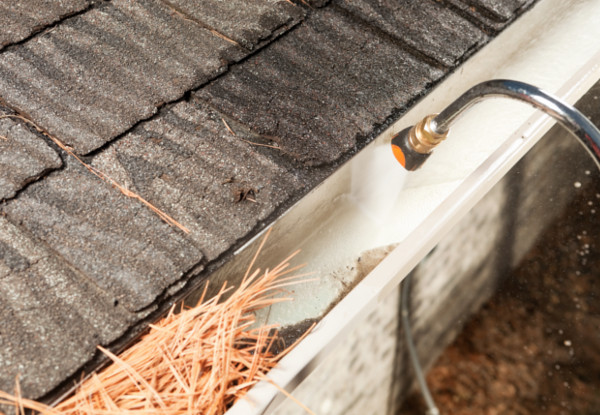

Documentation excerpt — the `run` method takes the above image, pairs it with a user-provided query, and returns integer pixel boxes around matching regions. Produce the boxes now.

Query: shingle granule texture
[0,0,92,50]
[0,0,246,155]
[2,160,203,312]
[196,7,445,166]
[161,0,304,51]
[92,100,303,261]
[334,0,487,67]
[443,0,535,32]
[0,110,62,200]
[0,215,134,399]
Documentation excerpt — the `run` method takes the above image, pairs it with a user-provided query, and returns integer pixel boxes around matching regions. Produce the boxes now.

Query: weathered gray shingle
[0,0,92,50]
[0,215,134,399]
[0,111,62,200]
[444,0,534,32]
[161,0,304,51]
[1,160,203,312]
[92,101,303,261]
[334,0,487,67]
[195,7,445,166]
[470,0,531,21]
[0,0,246,155]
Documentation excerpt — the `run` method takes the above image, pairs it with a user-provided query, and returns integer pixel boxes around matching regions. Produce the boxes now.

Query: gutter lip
[226,0,600,412]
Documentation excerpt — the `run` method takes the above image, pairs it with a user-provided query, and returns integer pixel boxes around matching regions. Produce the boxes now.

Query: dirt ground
[399,182,600,415]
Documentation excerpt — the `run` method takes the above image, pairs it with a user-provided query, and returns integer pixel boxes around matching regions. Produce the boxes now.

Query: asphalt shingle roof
[0,108,61,200]
[92,100,304,262]
[0,0,93,50]
[0,0,534,405]
[0,215,134,397]
[197,5,447,165]
[334,0,487,67]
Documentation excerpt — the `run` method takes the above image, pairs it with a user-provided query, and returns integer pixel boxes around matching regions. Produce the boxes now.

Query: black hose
[401,274,439,415]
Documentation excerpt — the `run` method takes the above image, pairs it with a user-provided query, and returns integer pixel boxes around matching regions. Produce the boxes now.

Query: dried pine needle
[0,114,189,233]
[221,118,280,150]
[0,230,314,415]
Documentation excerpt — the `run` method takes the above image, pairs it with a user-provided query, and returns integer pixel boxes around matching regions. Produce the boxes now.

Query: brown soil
[399,183,600,415]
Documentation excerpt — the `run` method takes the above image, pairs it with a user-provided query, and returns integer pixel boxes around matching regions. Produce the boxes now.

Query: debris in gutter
[0,230,316,415]
[0,114,190,234]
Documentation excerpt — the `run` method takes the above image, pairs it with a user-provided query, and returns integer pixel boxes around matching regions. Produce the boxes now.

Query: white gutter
[225,0,600,412]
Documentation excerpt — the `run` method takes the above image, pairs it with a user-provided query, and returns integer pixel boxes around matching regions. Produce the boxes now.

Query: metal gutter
[222,0,600,412]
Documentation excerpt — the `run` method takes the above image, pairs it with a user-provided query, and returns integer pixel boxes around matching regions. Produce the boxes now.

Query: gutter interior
[213,0,600,328]
[225,0,600,412]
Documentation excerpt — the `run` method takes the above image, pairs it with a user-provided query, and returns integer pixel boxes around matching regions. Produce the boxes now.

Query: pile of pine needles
[0,234,313,415]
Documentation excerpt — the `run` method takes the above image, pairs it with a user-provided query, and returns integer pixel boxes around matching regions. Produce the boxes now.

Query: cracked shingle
[0,215,134,400]
[1,160,203,312]
[92,100,303,261]
[0,0,92,50]
[0,110,62,200]
[195,7,445,166]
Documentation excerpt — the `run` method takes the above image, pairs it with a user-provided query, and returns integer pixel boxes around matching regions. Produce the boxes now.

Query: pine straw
[0,232,315,415]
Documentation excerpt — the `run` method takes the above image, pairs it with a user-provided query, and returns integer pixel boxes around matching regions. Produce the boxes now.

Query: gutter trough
[203,0,600,412]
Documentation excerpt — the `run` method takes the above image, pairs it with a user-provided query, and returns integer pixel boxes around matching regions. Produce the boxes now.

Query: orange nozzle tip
[391,143,406,167]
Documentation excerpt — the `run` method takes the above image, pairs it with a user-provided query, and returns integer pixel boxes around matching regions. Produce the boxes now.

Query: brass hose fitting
[392,79,600,172]
[407,114,448,154]
[390,114,448,171]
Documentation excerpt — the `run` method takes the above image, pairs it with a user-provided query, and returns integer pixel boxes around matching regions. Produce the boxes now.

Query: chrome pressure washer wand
[391,79,600,170]
[396,79,600,415]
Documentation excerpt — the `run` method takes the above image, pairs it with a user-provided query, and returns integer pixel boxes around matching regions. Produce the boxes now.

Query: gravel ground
[399,180,600,415]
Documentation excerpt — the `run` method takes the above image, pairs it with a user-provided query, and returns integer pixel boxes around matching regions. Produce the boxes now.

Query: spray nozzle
[390,114,448,171]
[390,79,600,172]
[407,114,448,153]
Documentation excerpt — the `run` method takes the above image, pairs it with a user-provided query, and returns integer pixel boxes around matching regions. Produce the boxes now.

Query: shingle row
[195,6,446,166]
[0,215,134,399]
[0,108,62,201]
[443,0,535,32]
[2,157,203,312]
[0,0,92,51]
[162,0,305,51]
[92,100,304,261]
[333,0,487,67]
[1,100,302,313]
[0,0,304,156]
